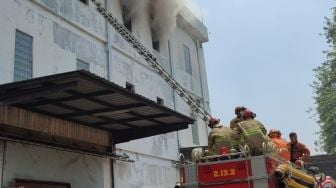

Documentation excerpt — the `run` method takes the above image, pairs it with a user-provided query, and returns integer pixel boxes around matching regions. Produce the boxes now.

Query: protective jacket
[234,119,268,156]
[208,124,233,155]
[230,117,244,150]
[230,117,243,129]
[270,137,290,161]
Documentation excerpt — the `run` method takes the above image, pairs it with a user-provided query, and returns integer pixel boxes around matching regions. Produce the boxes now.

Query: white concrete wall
[2,142,111,188]
[168,26,209,148]
[113,150,179,188]
[0,0,108,85]
[172,27,202,97]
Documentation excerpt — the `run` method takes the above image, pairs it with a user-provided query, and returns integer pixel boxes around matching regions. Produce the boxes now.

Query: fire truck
[178,148,319,188]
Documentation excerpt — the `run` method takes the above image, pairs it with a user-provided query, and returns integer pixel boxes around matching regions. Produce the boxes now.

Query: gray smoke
[150,0,184,41]
[121,0,185,40]
[121,0,149,21]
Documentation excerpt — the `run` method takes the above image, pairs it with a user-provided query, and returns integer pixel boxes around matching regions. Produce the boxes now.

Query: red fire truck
[178,151,317,188]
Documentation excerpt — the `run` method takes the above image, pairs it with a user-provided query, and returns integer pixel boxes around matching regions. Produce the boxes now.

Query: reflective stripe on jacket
[236,119,268,151]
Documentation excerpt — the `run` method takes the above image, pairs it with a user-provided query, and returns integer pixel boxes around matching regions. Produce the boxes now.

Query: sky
[192,0,335,154]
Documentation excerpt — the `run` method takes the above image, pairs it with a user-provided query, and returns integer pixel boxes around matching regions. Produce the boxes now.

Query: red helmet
[208,117,220,127]
[235,106,246,115]
[243,110,254,119]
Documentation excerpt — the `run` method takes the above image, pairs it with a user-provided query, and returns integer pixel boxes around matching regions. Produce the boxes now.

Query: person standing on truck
[207,117,235,155]
[287,132,310,167]
[232,110,268,156]
[230,106,247,129]
[230,106,247,150]
[268,129,290,161]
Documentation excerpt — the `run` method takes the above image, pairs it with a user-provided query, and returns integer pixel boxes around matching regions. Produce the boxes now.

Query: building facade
[0,0,210,187]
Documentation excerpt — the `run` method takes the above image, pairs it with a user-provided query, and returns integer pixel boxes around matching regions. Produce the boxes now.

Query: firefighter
[230,106,246,129]
[207,117,234,155]
[268,129,290,161]
[191,147,204,162]
[233,110,268,156]
[230,106,247,150]
[287,132,310,167]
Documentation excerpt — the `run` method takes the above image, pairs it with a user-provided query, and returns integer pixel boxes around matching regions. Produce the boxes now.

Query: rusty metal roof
[0,70,194,143]
[308,154,336,178]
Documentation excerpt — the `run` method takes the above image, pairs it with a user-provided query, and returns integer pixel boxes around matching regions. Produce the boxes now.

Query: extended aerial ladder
[89,0,211,123]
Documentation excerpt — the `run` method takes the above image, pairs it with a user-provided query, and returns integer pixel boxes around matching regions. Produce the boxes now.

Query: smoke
[121,0,149,21]
[121,0,186,40]
[150,0,185,41]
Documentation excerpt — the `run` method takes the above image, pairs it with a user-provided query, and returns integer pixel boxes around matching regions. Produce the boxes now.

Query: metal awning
[0,70,194,144]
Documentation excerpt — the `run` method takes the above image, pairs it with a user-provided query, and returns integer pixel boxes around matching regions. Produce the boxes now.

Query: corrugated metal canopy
[308,154,336,178]
[0,71,194,143]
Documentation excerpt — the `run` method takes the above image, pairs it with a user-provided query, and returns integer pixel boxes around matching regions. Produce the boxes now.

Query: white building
[0,0,210,187]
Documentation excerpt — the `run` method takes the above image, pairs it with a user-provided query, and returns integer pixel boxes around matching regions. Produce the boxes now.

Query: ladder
[90,0,211,122]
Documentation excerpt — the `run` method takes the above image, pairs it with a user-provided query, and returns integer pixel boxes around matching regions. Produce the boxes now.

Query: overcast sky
[193,0,334,154]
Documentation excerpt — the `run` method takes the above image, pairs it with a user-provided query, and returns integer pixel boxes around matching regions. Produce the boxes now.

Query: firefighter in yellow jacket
[207,117,234,155]
[232,110,268,156]
[230,106,246,129]
[230,106,247,151]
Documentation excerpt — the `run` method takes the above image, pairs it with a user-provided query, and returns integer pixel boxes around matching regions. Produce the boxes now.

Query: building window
[151,26,160,52]
[14,30,33,81]
[124,19,132,32]
[13,179,71,188]
[76,59,90,71]
[122,6,132,32]
[156,97,164,105]
[152,40,160,52]
[183,44,192,74]
[79,0,89,5]
[191,119,200,145]
[126,82,135,93]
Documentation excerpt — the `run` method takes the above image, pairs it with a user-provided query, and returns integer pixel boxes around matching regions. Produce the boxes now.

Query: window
[151,26,160,52]
[14,30,33,81]
[183,44,192,74]
[152,40,160,52]
[191,118,200,145]
[14,179,71,188]
[79,0,89,5]
[122,6,132,32]
[76,59,90,71]
[124,19,132,32]
[156,97,164,105]
[126,82,135,93]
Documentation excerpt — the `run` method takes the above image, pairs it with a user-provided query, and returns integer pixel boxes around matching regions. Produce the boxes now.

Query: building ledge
[177,7,209,43]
